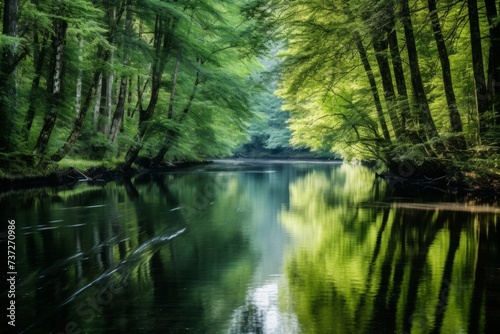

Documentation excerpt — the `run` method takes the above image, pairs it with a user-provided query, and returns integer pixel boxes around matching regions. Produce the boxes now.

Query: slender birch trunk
[75,35,84,117]
[93,74,103,125]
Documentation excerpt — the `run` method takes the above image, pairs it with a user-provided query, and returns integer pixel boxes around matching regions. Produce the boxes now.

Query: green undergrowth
[0,155,122,180]
[57,158,121,172]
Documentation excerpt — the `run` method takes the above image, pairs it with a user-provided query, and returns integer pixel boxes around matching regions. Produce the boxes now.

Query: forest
[0,0,274,176]
[1,0,500,187]
[260,0,500,185]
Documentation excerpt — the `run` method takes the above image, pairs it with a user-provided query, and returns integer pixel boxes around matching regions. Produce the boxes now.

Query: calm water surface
[1,161,499,333]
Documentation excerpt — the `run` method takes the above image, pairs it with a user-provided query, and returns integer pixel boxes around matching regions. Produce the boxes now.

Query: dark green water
[1,161,499,333]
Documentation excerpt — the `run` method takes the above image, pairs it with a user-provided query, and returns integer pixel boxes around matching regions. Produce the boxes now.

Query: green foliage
[257,0,500,182]
[4,0,499,186]
[73,132,116,160]
[0,0,271,174]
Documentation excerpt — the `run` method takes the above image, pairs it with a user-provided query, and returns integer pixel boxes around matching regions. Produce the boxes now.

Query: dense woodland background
[0,0,276,175]
[1,0,500,185]
[264,0,500,184]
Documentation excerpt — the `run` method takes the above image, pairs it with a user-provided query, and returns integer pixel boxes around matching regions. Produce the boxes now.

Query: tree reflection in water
[1,162,498,333]
[280,164,500,333]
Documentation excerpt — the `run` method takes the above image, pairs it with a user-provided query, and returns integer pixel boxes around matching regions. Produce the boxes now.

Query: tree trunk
[33,18,68,157]
[109,76,127,143]
[151,58,184,165]
[123,68,161,168]
[124,14,178,168]
[400,0,441,143]
[0,0,19,152]
[109,0,133,143]
[140,54,164,125]
[386,6,414,140]
[354,34,391,142]
[75,35,84,117]
[51,71,101,161]
[167,57,180,119]
[151,130,176,166]
[123,22,165,167]
[24,31,48,138]
[467,0,490,136]
[106,58,114,124]
[98,68,112,133]
[1,0,19,74]
[93,74,103,124]
[484,0,500,127]
[98,5,117,134]
[127,76,133,117]
[130,75,149,119]
[372,34,403,140]
[428,0,466,150]
[182,69,201,115]
[152,68,201,165]
[341,0,391,142]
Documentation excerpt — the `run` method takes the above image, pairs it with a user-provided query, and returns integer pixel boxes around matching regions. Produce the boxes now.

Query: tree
[368,4,404,140]
[341,0,391,142]
[32,13,68,157]
[484,0,500,127]
[97,0,120,135]
[399,0,440,143]
[0,0,276,173]
[467,0,489,136]
[385,1,413,141]
[123,5,181,168]
[0,0,21,152]
[108,0,133,143]
[252,0,500,175]
[428,0,465,149]
[23,18,50,139]
[50,71,101,161]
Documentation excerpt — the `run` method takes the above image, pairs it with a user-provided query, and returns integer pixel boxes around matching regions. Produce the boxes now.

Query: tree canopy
[250,0,500,180]
[0,0,270,173]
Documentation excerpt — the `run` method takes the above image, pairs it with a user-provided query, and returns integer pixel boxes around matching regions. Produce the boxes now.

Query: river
[1,160,499,333]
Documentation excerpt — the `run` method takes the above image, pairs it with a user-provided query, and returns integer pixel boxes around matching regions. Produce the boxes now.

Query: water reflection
[279,164,500,334]
[0,161,499,333]
[229,280,299,334]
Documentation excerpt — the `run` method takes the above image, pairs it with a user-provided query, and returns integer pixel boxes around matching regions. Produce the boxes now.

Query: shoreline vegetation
[1,158,499,200]
[0,158,209,191]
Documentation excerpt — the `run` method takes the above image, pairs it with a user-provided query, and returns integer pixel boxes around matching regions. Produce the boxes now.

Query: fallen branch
[72,168,92,182]
[423,174,448,182]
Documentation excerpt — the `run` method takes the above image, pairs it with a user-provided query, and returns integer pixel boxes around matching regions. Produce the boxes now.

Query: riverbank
[1,158,500,198]
[0,160,214,192]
